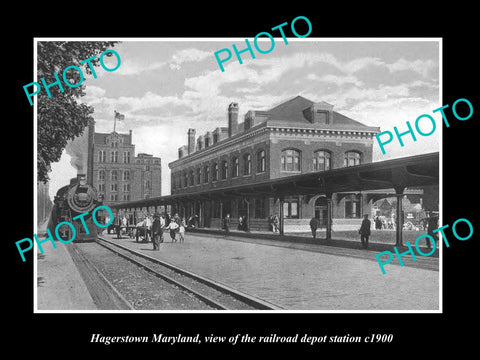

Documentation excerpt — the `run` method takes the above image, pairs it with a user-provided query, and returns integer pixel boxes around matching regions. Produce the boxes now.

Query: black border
[9,6,479,355]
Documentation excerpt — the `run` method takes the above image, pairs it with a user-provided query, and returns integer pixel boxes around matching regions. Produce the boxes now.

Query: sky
[47,38,441,198]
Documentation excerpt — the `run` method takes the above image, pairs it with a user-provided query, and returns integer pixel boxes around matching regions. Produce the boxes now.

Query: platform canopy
[112,152,439,209]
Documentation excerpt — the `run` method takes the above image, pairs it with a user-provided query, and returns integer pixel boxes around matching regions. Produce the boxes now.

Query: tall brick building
[169,96,380,231]
[92,130,161,208]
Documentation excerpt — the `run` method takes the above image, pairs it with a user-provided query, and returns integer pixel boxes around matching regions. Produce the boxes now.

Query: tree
[36,41,119,183]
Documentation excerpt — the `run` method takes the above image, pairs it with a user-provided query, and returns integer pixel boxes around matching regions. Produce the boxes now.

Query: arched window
[232,157,239,177]
[313,150,331,171]
[183,171,188,188]
[204,165,210,183]
[221,160,228,180]
[111,150,118,163]
[98,170,105,181]
[213,163,219,181]
[345,194,361,218]
[111,170,118,181]
[257,150,266,173]
[189,170,195,186]
[344,151,362,167]
[196,168,201,184]
[281,149,301,171]
[98,150,106,163]
[123,151,130,164]
[243,153,251,175]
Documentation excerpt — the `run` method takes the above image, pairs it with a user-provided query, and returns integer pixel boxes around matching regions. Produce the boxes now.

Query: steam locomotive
[48,174,104,242]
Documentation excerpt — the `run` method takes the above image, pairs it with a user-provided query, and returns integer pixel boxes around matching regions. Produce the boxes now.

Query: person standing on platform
[223,213,231,235]
[151,213,162,251]
[145,214,152,243]
[359,214,371,249]
[178,217,186,243]
[274,215,280,233]
[309,217,320,239]
[167,219,179,242]
[238,216,243,230]
[426,212,439,250]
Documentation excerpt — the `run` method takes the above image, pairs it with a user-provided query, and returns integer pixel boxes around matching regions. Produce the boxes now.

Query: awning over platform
[111,152,439,209]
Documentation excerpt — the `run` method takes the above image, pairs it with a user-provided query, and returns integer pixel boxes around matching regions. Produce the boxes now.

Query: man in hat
[151,213,163,251]
[309,216,320,239]
[359,214,371,249]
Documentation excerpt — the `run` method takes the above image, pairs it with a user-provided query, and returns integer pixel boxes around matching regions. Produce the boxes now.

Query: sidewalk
[36,241,97,311]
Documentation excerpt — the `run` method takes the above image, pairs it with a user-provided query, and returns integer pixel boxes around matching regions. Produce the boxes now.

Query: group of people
[373,216,395,230]
[222,214,250,235]
[134,213,186,250]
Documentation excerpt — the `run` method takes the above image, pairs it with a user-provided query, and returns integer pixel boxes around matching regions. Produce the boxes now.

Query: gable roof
[261,95,378,131]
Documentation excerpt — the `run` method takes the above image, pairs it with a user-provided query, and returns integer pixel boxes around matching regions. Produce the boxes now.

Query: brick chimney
[228,102,239,137]
[187,128,196,154]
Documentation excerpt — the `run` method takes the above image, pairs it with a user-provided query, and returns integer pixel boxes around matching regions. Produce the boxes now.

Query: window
[238,199,248,216]
[257,150,266,173]
[283,197,299,218]
[344,151,361,167]
[281,149,301,171]
[196,168,201,184]
[213,133,218,144]
[313,150,331,171]
[232,157,239,177]
[123,183,130,192]
[183,172,188,188]
[204,165,210,183]
[111,151,118,163]
[123,151,130,163]
[98,170,105,181]
[98,183,105,192]
[345,194,361,218]
[316,110,329,124]
[212,163,219,181]
[254,197,266,219]
[221,160,228,180]
[123,170,130,181]
[189,170,195,186]
[243,153,251,175]
[145,180,151,190]
[111,170,118,181]
[111,183,118,192]
[205,137,210,147]
[110,194,118,201]
[123,194,130,201]
[98,150,106,163]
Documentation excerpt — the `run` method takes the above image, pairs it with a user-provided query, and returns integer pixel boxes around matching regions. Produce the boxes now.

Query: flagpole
[114,111,117,133]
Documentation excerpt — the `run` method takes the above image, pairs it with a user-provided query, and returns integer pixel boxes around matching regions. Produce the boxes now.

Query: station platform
[184,227,439,257]
[36,240,97,311]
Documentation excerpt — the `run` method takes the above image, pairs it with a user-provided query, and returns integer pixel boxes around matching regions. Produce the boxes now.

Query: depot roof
[112,152,439,209]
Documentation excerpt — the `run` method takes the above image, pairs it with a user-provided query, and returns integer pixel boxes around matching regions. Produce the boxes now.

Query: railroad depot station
[107,96,439,244]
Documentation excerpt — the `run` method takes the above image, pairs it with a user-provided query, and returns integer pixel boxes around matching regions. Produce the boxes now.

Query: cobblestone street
[103,232,439,311]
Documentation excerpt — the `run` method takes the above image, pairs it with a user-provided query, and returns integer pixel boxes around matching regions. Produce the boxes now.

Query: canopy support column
[395,186,405,247]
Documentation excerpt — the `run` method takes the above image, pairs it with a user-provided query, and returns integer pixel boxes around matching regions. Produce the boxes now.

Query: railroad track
[96,236,284,310]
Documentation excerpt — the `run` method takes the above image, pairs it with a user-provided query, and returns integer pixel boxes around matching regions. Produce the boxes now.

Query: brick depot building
[93,130,161,208]
[169,96,381,232]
